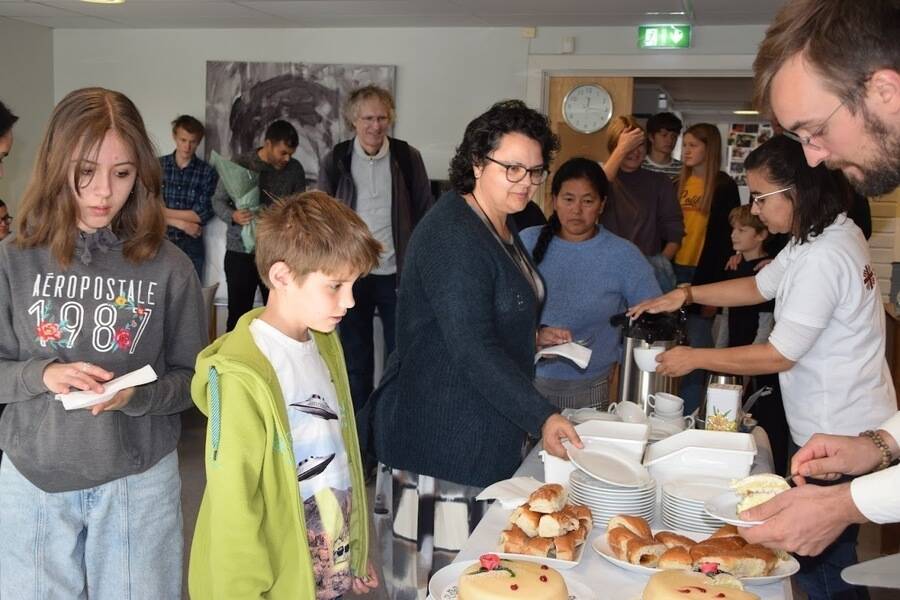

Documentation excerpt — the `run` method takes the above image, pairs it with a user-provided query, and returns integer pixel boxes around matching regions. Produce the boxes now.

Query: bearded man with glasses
[733,1,900,598]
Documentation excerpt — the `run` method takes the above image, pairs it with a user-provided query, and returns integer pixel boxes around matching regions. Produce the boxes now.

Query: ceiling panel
[0,0,783,29]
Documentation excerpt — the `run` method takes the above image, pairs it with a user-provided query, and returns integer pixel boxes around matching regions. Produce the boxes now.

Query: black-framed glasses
[782,101,844,151]
[0,215,12,225]
[484,156,548,185]
[750,185,794,207]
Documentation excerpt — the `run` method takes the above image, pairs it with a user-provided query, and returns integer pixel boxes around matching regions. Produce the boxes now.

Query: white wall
[0,17,54,212]
[53,27,530,181]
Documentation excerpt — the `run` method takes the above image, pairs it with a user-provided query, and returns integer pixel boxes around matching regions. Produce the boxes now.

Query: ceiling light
[733,110,760,115]
[645,12,686,16]
[80,0,126,4]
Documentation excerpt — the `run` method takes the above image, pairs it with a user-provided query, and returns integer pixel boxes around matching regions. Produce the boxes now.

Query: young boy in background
[189,191,382,599]
[725,204,788,472]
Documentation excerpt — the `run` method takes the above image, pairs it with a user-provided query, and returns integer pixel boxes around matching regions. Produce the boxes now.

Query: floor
[178,413,892,600]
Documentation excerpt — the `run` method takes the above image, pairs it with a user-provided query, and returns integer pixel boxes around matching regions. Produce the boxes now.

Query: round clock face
[562,84,614,134]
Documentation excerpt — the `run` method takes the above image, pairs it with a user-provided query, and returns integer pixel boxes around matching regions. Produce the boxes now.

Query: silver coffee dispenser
[612,311,687,414]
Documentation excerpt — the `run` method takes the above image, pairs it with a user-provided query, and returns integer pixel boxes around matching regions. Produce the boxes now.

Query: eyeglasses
[0,215,12,225]
[484,156,549,185]
[750,186,794,207]
[782,101,844,151]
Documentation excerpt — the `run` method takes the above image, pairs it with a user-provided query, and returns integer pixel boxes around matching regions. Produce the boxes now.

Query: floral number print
[30,296,152,355]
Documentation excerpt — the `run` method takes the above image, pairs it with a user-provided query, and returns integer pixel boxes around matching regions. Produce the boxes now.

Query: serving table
[447,427,792,600]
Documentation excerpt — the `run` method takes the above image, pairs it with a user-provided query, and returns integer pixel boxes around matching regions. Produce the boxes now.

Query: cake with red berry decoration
[457,554,567,600]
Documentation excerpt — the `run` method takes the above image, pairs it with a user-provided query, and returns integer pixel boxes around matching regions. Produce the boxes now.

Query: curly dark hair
[744,135,848,244]
[532,158,609,264]
[448,100,559,194]
[0,100,18,138]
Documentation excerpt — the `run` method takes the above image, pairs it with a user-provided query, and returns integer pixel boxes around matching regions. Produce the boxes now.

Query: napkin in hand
[56,365,158,411]
[475,476,544,508]
[535,342,592,369]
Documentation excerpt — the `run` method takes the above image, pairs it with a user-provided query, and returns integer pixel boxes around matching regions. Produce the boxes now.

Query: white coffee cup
[651,413,695,430]
[607,401,648,424]
[647,392,684,414]
[633,346,665,372]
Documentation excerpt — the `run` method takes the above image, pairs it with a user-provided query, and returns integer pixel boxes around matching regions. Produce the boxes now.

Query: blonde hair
[343,85,396,129]
[606,115,645,154]
[255,191,382,287]
[677,123,722,215]
[729,204,767,234]
[15,87,165,267]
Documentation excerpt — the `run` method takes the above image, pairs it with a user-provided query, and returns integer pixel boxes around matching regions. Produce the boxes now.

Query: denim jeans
[787,441,870,600]
[672,264,714,414]
[171,233,205,281]
[0,451,183,600]
[340,273,397,413]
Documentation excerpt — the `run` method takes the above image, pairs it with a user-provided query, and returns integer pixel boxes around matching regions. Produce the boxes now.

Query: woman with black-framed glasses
[360,100,583,599]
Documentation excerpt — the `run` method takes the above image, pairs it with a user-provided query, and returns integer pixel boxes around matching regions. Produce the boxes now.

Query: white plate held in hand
[704,491,764,526]
[566,445,650,488]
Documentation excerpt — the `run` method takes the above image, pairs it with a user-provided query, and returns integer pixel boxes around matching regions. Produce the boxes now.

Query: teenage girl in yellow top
[672,123,740,412]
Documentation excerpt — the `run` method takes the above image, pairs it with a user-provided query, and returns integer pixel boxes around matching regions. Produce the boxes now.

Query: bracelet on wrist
[860,430,893,471]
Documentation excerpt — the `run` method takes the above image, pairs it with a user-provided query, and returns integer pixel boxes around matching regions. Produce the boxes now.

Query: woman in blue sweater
[364,100,582,599]
[522,158,661,410]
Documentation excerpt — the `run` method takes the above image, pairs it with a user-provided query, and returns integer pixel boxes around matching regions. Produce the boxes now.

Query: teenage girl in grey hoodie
[0,88,206,599]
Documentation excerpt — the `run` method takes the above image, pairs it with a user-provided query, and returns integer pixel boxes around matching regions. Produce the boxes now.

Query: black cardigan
[691,171,741,287]
[363,191,558,488]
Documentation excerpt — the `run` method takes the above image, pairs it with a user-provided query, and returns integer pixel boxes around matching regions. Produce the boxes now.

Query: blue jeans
[787,441,870,600]
[170,234,204,280]
[340,273,397,413]
[672,264,714,415]
[0,451,183,599]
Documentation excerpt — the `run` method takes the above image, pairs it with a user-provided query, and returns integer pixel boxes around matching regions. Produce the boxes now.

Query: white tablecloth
[449,427,792,600]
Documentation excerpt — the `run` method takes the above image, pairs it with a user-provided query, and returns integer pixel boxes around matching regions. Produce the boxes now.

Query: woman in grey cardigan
[363,100,581,599]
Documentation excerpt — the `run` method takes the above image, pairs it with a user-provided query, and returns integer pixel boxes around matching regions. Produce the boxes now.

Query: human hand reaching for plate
[542,414,583,459]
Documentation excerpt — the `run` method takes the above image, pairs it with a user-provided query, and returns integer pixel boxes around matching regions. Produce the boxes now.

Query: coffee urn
[612,311,687,414]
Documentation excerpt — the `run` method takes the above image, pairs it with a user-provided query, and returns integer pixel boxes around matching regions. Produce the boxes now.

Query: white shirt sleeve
[754,252,786,301]
[768,317,824,362]
[880,412,900,446]
[851,466,900,524]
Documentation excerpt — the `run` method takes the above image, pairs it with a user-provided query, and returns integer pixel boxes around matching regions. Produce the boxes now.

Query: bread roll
[658,546,693,571]
[654,531,696,550]
[528,483,567,514]
[625,538,667,567]
[742,544,777,575]
[607,527,640,560]
[571,504,593,529]
[500,524,530,554]
[709,524,740,539]
[699,536,746,550]
[607,514,652,539]
[538,510,580,537]
[513,506,542,537]
[572,522,588,546]
[553,531,578,561]
[521,535,555,557]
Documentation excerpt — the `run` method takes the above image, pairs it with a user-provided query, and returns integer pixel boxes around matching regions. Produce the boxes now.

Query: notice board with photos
[726,123,774,187]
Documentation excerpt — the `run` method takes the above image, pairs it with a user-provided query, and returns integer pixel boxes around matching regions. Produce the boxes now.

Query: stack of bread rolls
[500,484,593,561]
[606,516,780,577]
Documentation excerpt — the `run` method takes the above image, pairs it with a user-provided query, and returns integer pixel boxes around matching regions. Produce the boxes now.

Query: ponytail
[532,212,561,265]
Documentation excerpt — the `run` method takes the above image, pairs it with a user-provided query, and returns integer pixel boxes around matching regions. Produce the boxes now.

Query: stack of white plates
[661,477,729,534]
[568,469,656,527]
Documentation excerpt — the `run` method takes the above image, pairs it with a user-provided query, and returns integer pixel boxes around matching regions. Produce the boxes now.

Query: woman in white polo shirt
[629,135,895,600]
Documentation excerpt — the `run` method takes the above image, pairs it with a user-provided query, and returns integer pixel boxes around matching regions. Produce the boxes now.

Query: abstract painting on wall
[205,60,396,183]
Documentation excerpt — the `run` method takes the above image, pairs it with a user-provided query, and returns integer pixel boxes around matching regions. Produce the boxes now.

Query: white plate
[569,470,655,493]
[663,477,732,503]
[429,559,596,600]
[704,491,764,526]
[567,446,650,488]
[591,530,800,585]
[494,545,585,571]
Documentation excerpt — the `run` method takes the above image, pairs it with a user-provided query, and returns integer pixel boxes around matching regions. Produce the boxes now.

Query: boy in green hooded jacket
[189,191,382,599]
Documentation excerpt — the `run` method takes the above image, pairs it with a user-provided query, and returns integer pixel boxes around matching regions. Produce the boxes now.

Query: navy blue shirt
[159,152,218,240]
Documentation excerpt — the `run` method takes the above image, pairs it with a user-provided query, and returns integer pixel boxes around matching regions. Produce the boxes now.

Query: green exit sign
[638,24,692,49]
